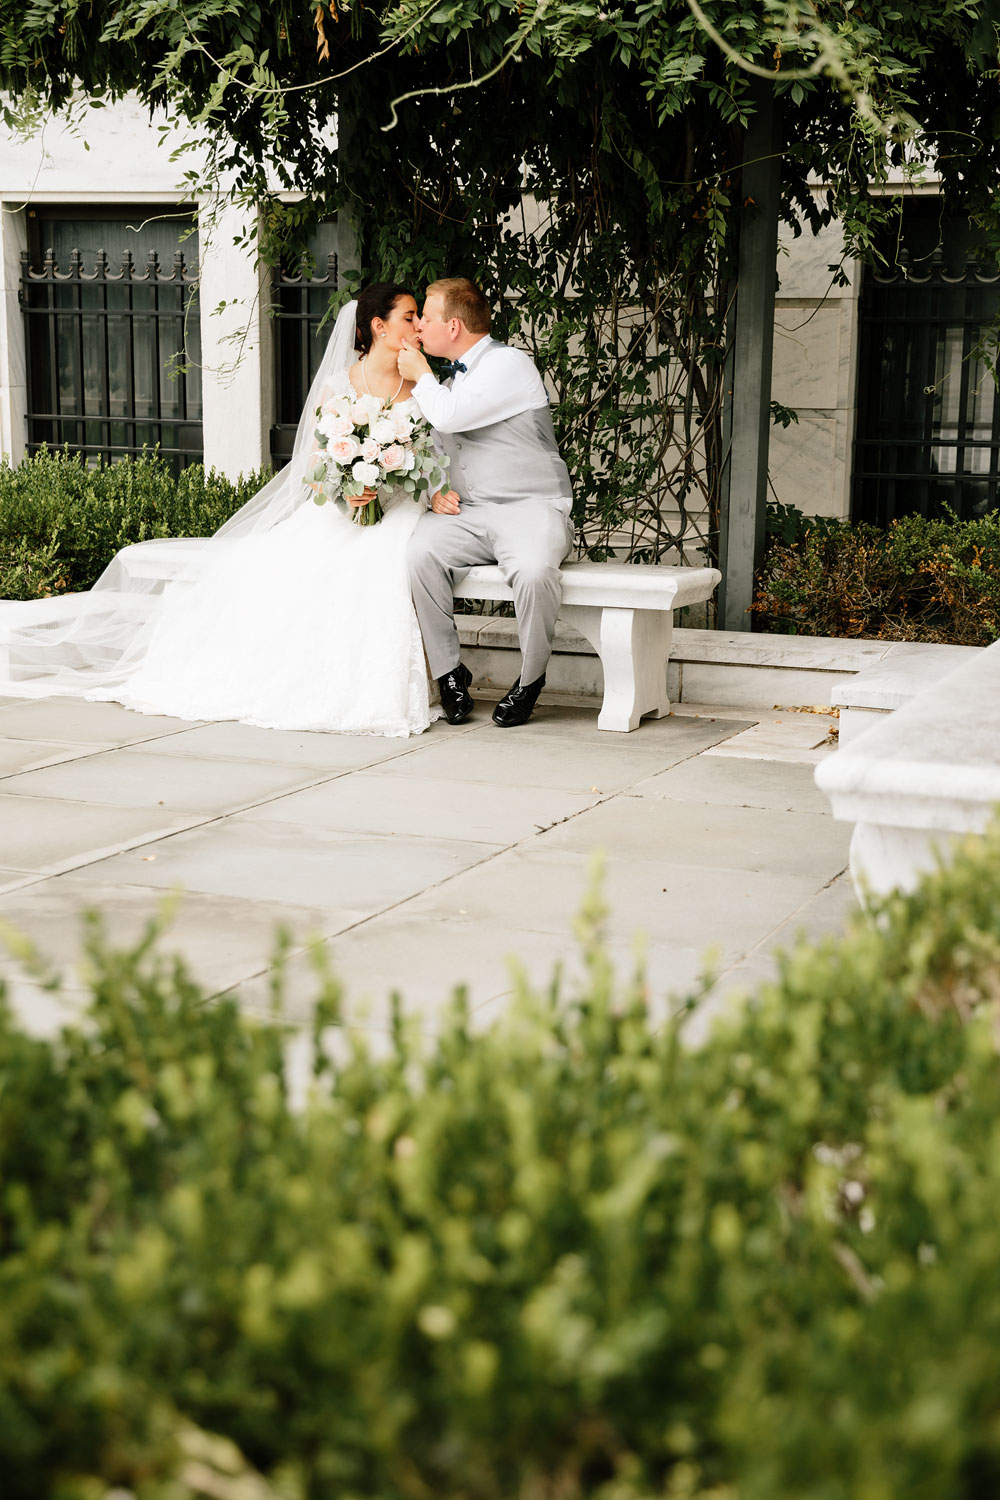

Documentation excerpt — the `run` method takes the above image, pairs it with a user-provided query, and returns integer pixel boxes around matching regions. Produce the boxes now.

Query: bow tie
[439,358,467,379]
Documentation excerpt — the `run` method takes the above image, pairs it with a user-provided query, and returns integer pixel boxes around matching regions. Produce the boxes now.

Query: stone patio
[0,689,857,1042]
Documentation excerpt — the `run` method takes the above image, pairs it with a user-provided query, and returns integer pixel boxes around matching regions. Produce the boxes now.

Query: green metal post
[718,77,781,631]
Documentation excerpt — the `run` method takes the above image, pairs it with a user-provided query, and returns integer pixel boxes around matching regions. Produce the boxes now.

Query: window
[21,207,202,471]
[853,203,1000,524]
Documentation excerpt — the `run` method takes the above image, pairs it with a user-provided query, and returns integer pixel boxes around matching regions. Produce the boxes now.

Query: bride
[0,285,445,737]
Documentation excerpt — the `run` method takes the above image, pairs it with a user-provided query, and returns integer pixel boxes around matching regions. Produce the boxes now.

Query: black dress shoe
[492,673,546,727]
[437,662,474,724]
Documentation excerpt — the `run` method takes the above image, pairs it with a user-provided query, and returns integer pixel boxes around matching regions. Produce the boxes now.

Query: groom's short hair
[428,278,491,334]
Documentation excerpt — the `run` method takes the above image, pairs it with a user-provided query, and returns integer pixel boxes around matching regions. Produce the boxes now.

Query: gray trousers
[408,500,574,685]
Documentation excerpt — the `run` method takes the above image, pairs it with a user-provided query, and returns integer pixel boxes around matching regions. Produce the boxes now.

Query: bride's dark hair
[355,282,414,354]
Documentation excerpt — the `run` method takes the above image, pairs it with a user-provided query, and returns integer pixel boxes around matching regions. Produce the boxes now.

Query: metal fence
[20,245,202,471]
[270,251,339,468]
[853,250,1000,525]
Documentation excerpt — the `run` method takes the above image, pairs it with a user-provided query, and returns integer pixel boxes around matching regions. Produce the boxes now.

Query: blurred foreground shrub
[0,450,269,599]
[754,504,1000,643]
[4,832,1000,1498]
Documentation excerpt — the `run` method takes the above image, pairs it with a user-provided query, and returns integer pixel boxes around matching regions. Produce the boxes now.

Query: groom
[397,277,574,728]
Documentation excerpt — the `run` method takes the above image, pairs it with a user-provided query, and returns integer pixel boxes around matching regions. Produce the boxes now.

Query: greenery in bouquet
[307,374,448,526]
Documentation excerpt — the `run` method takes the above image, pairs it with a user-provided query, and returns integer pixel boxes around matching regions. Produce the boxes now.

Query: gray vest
[439,406,573,512]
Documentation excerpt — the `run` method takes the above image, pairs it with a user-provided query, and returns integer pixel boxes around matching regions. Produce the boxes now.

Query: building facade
[2,99,998,524]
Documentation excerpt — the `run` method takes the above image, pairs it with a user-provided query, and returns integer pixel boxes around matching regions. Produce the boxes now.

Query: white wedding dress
[0,303,440,738]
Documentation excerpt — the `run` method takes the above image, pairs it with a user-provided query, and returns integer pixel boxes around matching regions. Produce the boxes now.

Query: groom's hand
[398,338,431,383]
[431,489,461,515]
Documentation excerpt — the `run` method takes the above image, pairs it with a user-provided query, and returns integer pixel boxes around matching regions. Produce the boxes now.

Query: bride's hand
[348,488,378,508]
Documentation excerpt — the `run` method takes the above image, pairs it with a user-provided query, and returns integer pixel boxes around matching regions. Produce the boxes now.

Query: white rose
[320,396,350,419]
[319,414,354,442]
[369,416,396,444]
[361,438,380,463]
[329,435,361,465]
[352,460,380,486]
[319,372,351,406]
[402,450,417,472]
[391,411,414,441]
[351,394,383,428]
[320,414,352,441]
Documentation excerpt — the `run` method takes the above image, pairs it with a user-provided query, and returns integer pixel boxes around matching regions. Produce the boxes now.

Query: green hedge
[4,829,1000,1498]
[754,504,1000,644]
[0,451,270,600]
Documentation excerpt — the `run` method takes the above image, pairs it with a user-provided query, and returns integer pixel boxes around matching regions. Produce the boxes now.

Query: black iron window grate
[270,251,339,469]
[21,244,202,473]
[853,251,1000,525]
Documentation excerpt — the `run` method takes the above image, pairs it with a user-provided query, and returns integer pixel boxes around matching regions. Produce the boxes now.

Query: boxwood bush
[4,831,1000,1499]
[0,450,270,600]
[754,504,1000,644]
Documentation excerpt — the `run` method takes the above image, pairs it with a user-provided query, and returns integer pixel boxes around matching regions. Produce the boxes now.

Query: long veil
[0,301,361,700]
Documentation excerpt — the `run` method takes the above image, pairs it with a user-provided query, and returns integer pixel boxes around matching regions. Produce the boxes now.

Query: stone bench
[454,561,720,732]
[816,637,994,899]
[113,540,721,734]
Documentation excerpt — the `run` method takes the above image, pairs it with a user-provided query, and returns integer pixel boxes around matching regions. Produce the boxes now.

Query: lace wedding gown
[0,305,439,738]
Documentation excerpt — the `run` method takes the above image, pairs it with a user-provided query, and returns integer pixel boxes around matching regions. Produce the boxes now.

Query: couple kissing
[0,278,574,741]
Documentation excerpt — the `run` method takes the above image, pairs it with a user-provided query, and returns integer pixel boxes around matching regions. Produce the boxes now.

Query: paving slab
[0,973,92,1037]
[399,846,825,964]
[0,749,331,815]
[230,914,709,1031]
[0,877,350,994]
[0,698,201,746]
[0,738,99,777]
[69,817,502,910]
[375,731,678,795]
[241,770,601,845]
[0,794,204,873]
[533,794,851,881]
[125,718,453,769]
[704,717,837,763]
[679,874,861,1047]
[760,871,861,952]
[633,754,832,814]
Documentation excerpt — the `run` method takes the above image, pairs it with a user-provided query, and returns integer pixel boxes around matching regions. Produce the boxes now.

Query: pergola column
[718,77,781,631]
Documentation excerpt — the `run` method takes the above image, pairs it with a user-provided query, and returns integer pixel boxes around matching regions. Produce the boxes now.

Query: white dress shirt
[412,336,550,434]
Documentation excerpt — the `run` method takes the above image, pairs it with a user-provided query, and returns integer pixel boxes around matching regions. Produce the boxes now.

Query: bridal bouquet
[307,373,448,525]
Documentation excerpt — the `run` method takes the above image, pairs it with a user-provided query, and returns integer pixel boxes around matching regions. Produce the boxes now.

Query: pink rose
[361,437,380,463]
[380,444,406,473]
[329,435,360,465]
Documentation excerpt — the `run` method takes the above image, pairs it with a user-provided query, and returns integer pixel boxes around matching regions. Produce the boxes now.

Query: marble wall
[769,216,860,520]
[1,102,864,518]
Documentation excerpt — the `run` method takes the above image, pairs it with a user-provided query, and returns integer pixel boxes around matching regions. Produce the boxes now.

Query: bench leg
[561,605,673,732]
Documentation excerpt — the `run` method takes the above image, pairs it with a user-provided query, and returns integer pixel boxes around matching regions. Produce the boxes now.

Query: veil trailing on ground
[0,301,361,700]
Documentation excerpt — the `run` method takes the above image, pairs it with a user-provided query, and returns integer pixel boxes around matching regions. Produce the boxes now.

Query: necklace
[360,356,404,405]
